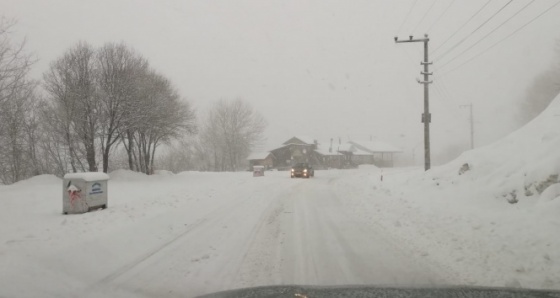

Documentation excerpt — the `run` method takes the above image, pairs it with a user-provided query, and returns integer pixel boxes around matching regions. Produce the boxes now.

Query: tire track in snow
[232,183,293,287]
[89,180,274,291]
[92,216,209,287]
[279,173,446,286]
[90,174,302,296]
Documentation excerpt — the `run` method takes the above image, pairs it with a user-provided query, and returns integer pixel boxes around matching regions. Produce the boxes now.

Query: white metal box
[63,172,109,214]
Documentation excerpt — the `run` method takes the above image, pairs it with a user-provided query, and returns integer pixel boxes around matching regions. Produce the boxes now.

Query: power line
[412,0,438,34]
[434,0,513,61]
[432,79,462,117]
[438,0,536,70]
[397,0,419,35]
[434,74,458,105]
[439,0,560,77]
[432,0,493,54]
[426,0,457,33]
[430,82,468,141]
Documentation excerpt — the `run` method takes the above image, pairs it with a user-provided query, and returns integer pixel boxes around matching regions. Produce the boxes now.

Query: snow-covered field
[1,98,559,297]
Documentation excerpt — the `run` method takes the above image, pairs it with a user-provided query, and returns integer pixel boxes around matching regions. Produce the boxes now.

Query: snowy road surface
[0,169,445,298]
[1,166,559,297]
[89,170,442,296]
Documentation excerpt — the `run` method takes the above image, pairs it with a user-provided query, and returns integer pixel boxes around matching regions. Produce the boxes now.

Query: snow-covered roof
[337,144,354,152]
[352,148,374,156]
[269,144,289,152]
[314,148,343,156]
[246,152,272,160]
[283,136,315,145]
[349,141,402,153]
[64,172,110,181]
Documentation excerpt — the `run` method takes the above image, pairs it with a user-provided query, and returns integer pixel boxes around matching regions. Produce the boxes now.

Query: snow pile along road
[333,94,560,290]
[427,93,560,204]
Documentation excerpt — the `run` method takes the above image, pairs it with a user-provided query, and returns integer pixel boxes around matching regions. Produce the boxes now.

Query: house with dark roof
[247,137,402,170]
[269,136,320,170]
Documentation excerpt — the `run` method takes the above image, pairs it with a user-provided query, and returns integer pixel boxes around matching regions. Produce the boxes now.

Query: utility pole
[460,103,474,149]
[395,34,433,171]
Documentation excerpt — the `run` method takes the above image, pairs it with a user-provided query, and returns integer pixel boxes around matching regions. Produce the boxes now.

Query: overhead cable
[434,0,513,61]
[396,0,419,35]
[439,0,560,77]
[432,0,494,54]
[438,0,536,70]
[426,0,457,33]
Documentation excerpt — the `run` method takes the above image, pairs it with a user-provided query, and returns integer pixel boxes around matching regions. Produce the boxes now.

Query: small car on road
[291,163,314,178]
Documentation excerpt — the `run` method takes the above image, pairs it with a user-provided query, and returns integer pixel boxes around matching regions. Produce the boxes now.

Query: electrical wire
[434,0,513,61]
[435,74,458,105]
[438,0,536,70]
[426,0,457,33]
[412,0,438,34]
[432,0,493,54]
[397,0,419,36]
[439,0,560,78]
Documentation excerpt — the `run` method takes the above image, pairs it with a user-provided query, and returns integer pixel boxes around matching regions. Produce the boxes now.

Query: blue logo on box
[89,182,103,195]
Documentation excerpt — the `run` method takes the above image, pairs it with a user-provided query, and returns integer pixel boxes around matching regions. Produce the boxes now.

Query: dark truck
[291,163,314,178]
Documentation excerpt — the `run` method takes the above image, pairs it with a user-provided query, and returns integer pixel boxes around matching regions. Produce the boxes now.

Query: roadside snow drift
[333,94,560,290]
[426,93,560,203]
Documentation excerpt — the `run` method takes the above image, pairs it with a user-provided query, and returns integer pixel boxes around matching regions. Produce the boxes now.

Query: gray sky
[3,0,560,163]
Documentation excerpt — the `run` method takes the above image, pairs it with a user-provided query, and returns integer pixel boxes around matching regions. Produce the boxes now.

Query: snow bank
[108,169,148,181]
[357,164,380,171]
[330,95,560,290]
[154,170,174,176]
[10,174,61,186]
[421,93,560,203]
[334,166,560,290]
[537,183,560,205]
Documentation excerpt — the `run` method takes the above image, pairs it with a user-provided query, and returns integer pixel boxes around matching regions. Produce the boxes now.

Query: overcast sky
[3,0,560,164]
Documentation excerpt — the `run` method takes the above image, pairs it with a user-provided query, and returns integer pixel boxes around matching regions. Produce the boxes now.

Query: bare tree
[200,99,266,171]
[155,137,199,173]
[122,70,196,174]
[43,41,99,172]
[96,42,148,173]
[36,103,67,176]
[40,41,197,177]
[0,17,38,184]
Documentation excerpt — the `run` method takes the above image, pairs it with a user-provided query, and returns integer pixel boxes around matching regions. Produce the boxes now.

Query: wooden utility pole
[395,34,432,171]
[460,103,474,149]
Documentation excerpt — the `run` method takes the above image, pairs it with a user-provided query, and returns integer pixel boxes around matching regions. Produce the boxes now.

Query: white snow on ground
[0,96,559,297]
[332,94,560,290]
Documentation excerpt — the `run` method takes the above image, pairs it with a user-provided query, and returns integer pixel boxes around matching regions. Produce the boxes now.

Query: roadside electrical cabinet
[63,172,109,214]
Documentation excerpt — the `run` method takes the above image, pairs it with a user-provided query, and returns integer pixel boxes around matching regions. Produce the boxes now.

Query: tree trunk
[85,138,97,172]
[66,130,77,173]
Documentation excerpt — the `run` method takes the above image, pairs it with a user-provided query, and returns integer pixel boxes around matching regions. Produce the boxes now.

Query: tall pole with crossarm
[395,34,433,171]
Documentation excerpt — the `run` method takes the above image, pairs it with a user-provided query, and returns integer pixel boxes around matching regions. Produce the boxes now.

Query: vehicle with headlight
[291,163,314,178]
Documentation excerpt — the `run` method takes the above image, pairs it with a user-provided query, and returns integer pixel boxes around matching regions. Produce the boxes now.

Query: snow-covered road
[89,170,443,297]
[0,169,446,298]
[2,165,559,298]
